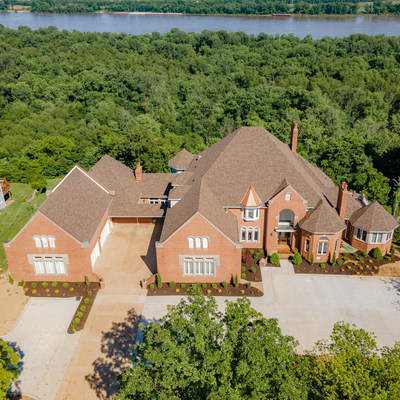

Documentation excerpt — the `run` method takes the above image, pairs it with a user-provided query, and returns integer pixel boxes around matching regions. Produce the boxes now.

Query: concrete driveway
[141,261,400,353]
[1,297,80,400]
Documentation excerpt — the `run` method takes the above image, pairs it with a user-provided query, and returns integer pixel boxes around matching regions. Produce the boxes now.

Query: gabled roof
[349,201,398,232]
[160,178,238,243]
[168,149,195,170]
[240,186,263,207]
[299,199,346,234]
[39,166,112,243]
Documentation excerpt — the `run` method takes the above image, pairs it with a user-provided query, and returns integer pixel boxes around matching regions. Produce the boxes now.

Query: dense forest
[2,0,400,15]
[0,27,400,220]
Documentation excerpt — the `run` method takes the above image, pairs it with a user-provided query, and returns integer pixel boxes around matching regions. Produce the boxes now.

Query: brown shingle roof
[39,167,112,243]
[168,149,195,170]
[168,185,191,200]
[299,199,346,234]
[349,201,398,231]
[89,155,171,217]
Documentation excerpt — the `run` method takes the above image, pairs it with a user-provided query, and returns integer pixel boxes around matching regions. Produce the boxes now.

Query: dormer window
[242,208,259,222]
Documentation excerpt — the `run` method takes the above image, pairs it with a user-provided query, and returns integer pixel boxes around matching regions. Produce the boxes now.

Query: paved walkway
[1,298,80,400]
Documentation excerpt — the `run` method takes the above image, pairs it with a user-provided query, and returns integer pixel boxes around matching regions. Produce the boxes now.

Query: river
[0,12,400,38]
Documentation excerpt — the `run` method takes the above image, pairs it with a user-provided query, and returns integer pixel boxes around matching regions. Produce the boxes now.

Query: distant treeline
[1,0,400,15]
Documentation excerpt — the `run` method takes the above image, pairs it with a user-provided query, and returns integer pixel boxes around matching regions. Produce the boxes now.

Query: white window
[305,236,310,252]
[335,240,338,253]
[387,231,393,241]
[205,260,215,275]
[44,258,56,274]
[195,259,204,275]
[49,236,56,249]
[317,238,329,255]
[285,192,291,201]
[32,256,67,275]
[371,232,383,244]
[55,258,66,274]
[202,237,209,249]
[195,237,201,249]
[278,209,294,225]
[41,237,49,248]
[184,259,194,275]
[356,228,367,242]
[242,208,259,221]
[241,228,246,241]
[240,227,260,242]
[34,236,42,248]
[188,237,194,249]
[254,228,259,242]
[33,258,45,274]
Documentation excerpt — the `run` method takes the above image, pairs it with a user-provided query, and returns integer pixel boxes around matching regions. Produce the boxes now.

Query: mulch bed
[241,248,275,282]
[23,281,100,333]
[293,250,400,276]
[147,282,263,297]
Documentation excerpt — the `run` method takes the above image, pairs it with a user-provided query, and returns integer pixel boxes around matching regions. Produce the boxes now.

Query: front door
[277,232,291,246]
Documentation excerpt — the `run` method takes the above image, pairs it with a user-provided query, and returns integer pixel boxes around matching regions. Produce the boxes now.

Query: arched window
[317,237,329,255]
[202,237,209,249]
[188,237,194,249]
[195,237,201,249]
[49,236,56,249]
[241,227,246,241]
[278,209,294,225]
[34,236,42,248]
[254,227,260,242]
[41,236,49,249]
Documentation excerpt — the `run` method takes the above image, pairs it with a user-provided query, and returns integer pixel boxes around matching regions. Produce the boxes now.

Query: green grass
[0,178,62,274]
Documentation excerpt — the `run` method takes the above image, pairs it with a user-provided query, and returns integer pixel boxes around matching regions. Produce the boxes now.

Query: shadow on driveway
[383,278,400,311]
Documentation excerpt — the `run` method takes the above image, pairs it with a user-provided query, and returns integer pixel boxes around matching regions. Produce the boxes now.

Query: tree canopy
[0,341,19,400]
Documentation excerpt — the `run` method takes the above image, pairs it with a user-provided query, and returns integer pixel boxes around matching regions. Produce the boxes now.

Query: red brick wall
[348,230,392,255]
[112,217,154,224]
[228,208,265,250]
[5,211,109,282]
[299,229,342,263]
[266,188,307,254]
[156,213,241,283]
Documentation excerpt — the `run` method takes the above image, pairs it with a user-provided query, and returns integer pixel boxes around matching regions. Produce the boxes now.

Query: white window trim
[34,236,42,248]
[305,236,310,253]
[285,192,291,202]
[371,232,383,244]
[188,236,209,249]
[188,237,194,249]
[242,207,260,222]
[32,255,67,275]
[49,236,56,249]
[317,238,329,255]
[183,256,216,276]
[240,227,260,243]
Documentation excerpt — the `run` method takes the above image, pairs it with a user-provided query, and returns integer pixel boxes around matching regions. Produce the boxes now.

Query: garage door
[90,241,100,269]
[100,220,110,247]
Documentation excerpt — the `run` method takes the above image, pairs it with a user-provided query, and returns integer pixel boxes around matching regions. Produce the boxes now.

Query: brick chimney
[336,180,348,220]
[290,120,298,154]
[135,162,142,182]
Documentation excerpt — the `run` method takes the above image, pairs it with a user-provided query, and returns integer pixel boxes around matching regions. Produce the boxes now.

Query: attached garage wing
[90,241,100,269]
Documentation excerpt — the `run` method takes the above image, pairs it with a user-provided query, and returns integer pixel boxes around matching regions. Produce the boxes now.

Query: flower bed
[242,248,274,280]
[23,280,100,333]
[293,250,400,276]
[147,282,263,297]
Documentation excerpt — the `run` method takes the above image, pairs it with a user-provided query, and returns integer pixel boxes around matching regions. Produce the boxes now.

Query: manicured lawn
[0,178,62,274]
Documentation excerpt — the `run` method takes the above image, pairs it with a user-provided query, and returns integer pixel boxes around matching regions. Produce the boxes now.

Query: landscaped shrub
[343,257,349,262]
[42,282,48,287]
[180,283,186,288]
[357,256,364,263]
[250,249,254,254]
[31,282,37,288]
[212,283,217,289]
[390,243,396,257]
[385,256,391,261]
[168,281,175,288]
[74,318,80,324]
[85,276,90,286]
[83,298,90,304]
[331,251,336,266]
[241,249,245,253]
[293,248,299,254]
[253,252,258,259]
[70,323,76,331]
[362,252,368,257]
[77,312,83,318]
[310,253,314,266]
[233,274,239,288]
[51,282,57,287]
[250,267,256,273]
[320,263,326,269]
[201,283,207,289]
[353,252,358,257]
[87,290,92,296]
[337,260,343,265]
[241,266,245,272]
[80,305,86,311]
[241,273,246,279]
[17,280,25,287]
[76,281,82,286]
[63,282,69,288]
[242,249,251,263]
[292,253,302,265]
[246,282,251,288]
[372,247,383,261]
[221,281,228,288]
[342,252,348,256]
[156,273,162,288]
[149,284,155,289]
[269,253,280,265]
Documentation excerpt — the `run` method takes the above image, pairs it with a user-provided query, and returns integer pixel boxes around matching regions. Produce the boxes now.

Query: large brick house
[4,125,398,283]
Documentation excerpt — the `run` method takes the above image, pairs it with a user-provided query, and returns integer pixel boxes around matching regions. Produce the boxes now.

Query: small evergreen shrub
[241,273,246,279]
[212,283,217,289]
[77,312,83,318]
[42,282,48,287]
[83,298,90,304]
[337,260,343,265]
[85,276,90,286]
[320,263,326,269]
[250,267,256,273]
[221,281,228,288]
[292,253,302,265]
[201,283,207,289]
[168,281,175,288]
[353,252,358,257]
[180,283,186,288]
[331,251,336,266]
[74,318,80,324]
[242,249,245,254]
[270,253,280,265]
[241,266,245,272]
[253,252,258,259]
[8,274,14,285]
[246,282,251,288]
[390,243,396,257]
[76,281,82,286]
[342,252,348,256]
[80,305,86,311]
[63,282,69,288]
[385,256,391,261]
[343,257,349,262]
[293,248,299,254]
[52,282,57,287]
[310,253,314,266]
[18,280,25,287]
[156,273,162,288]
[87,290,92,296]
[149,284,155,289]
[357,256,364,263]
[31,282,37,288]
[372,247,383,261]
[362,252,368,257]
[233,274,239,288]
[250,249,254,254]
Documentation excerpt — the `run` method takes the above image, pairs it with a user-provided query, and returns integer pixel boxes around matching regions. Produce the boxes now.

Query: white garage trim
[100,219,110,247]
[90,241,100,269]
